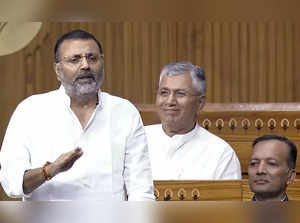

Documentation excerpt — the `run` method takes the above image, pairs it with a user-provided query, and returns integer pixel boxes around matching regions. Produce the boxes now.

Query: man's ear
[196,95,206,115]
[287,169,296,185]
[53,63,61,82]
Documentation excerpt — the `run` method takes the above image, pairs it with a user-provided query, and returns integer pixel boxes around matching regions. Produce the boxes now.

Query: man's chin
[75,84,99,95]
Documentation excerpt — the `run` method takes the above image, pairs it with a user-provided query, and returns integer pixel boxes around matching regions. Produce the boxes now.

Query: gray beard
[62,79,101,102]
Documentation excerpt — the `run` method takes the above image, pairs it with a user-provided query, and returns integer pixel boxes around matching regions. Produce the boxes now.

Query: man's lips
[254,179,269,184]
[75,75,95,82]
[77,75,94,80]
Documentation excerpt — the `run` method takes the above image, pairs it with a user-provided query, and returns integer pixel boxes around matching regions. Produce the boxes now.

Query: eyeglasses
[59,53,102,65]
[157,88,200,99]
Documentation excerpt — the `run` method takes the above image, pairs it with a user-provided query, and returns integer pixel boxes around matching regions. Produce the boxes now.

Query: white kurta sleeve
[214,145,242,180]
[123,110,155,201]
[0,101,33,198]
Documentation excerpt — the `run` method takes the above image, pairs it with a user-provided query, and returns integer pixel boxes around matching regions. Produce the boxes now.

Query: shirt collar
[252,193,289,202]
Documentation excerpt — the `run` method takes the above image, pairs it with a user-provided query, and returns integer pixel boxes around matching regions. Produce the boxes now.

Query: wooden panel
[154,180,242,201]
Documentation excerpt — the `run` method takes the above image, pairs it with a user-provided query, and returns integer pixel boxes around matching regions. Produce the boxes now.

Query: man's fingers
[68,148,83,163]
[66,147,83,164]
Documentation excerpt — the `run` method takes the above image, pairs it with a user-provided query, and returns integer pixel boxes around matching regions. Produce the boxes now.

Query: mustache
[74,71,96,81]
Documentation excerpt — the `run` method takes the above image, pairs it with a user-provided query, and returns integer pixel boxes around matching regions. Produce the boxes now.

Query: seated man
[145,61,241,180]
[248,134,297,201]
[0,29,154,201]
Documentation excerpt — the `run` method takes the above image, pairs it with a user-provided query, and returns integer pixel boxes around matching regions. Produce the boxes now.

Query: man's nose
[257,163,267,174]
[80,57,90,69]
[165,92,177,104]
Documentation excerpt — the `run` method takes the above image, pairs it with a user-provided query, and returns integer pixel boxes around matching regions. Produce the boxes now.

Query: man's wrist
[42,161,53,180]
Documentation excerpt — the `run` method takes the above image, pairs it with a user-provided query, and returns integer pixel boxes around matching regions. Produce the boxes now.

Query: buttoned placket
[60,87,103,146]
[165,124,199,179]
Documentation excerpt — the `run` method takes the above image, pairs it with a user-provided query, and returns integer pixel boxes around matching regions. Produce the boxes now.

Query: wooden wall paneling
[240,22,249,102]
[133,21,143,103]
[268,21,277,102]
[141,21,152,103]
[186,22,195,63]
[295,24,300,101]
[222,21,231,103]
[103,22,113,94]
[231,21,240,102]
[123,22,133,100]
[177,21,187,61]
[258,22,267,102]
[213,22,221,102]
[203,22,213,102]
[113,22,125,98]
[160,22,169,76]
[195,22,203,68]
[286,21,294,102]
[276,21,286,102]
[249,22,258,102]
[169,22,178,64]
[151,22,161,101]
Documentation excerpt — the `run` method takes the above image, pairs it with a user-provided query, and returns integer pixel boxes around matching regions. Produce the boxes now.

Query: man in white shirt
[145,61,241,180]
[0,29,154,201]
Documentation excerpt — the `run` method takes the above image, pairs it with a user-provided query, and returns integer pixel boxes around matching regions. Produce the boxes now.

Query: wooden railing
[154,179,300,201]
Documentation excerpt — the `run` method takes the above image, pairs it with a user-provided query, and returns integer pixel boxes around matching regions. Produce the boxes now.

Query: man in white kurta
[0,29,154,201]
[145,123,241,180]
[145,62,241,180]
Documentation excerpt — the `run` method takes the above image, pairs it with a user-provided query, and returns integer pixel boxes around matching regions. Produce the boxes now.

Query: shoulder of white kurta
[16,89,60,110]
[100,92,139,114]
[11,89,60,119]
[195,126,235,153]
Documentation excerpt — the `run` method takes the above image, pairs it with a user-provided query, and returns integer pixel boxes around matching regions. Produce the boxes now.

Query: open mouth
[254,179,269,184]
[76,75,95,82]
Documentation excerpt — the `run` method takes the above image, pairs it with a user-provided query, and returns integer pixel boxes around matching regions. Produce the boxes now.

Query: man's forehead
[160,73,193,88]
[59,39,100,55]
[251,140,290,160]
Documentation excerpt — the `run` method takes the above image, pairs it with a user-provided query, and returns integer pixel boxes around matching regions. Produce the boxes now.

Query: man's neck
[70,94,99,129]
[162,122,196,137]
[70,94,98,109]
[253,192,288,202]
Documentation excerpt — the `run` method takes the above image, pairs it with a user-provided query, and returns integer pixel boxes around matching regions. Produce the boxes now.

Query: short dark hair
[253,134,297,169]
[54,29,103,63]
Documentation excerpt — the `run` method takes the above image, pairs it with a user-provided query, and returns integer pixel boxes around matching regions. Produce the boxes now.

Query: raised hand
[50,147,83,176]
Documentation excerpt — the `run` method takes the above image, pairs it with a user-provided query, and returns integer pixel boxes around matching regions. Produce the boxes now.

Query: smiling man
[145,61,241,180]
[248,135,297,201]
[0,29,154,201]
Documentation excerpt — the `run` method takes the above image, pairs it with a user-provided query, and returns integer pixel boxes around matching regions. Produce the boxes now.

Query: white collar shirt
[0,86,154,201]
[145,123,241,180]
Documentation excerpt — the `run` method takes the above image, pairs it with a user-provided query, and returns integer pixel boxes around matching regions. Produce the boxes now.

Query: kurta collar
[252,193,289,202]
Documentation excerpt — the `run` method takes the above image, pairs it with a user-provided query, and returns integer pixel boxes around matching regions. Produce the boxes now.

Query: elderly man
[248,134,297,201]
[145,61,241,180]
[0,29,154,201]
